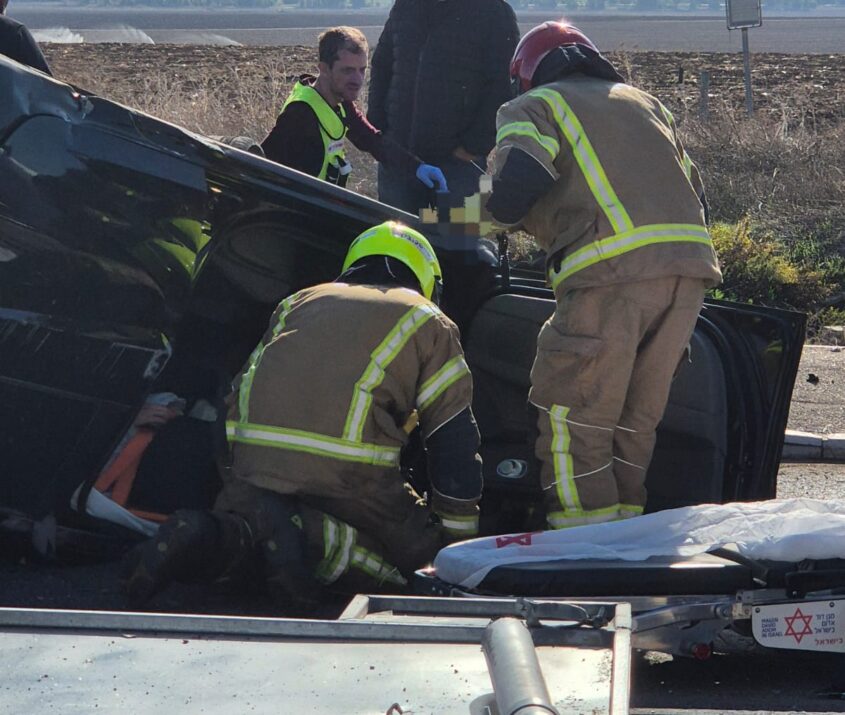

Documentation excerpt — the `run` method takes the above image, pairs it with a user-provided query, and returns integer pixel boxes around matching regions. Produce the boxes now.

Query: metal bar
[366,595,613,623]
[0,607,489,643]
[632,600,729,633]
[609,603,632,715]
[0,604,614,648]
[741,28,754,115]
[482,618,559,715]
[338,594,370,621]
[435,585,735,614]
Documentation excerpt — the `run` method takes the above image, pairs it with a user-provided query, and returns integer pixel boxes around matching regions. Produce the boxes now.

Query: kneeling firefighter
[123,221,483,609]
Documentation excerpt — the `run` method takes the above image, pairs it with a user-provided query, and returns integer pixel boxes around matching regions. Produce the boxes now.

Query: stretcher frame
[416,574,845,659]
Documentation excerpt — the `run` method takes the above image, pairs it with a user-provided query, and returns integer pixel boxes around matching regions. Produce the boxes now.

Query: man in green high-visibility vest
[262,26,446,194]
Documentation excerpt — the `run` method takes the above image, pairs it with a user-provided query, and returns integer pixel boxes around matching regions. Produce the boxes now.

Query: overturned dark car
[0,56,805,568]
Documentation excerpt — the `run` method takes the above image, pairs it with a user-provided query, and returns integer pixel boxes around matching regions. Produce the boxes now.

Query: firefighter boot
[256,495,326,615]
[121,509,224,606]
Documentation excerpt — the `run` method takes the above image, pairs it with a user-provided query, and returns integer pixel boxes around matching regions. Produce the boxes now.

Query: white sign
[752,600,845,653]
[726,0,762,29]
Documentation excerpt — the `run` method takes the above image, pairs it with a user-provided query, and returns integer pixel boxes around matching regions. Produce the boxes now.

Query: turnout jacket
[225,283,479,531]
[489,76,722,292]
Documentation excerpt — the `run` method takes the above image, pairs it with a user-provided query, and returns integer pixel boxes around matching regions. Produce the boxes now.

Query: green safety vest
[282,81,349,185]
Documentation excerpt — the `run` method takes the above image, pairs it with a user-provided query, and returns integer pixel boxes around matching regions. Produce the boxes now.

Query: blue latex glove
[416,164,448,192]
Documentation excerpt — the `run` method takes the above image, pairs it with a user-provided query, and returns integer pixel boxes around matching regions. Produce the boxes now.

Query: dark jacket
[0,15,51,75]
[367,0,519,165]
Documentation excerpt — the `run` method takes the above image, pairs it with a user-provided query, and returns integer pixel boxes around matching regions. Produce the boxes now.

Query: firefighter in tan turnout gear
[123,221,482,608]
[485,22,722,529]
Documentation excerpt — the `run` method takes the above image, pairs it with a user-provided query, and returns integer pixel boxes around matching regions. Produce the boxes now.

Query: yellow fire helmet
[342,221,443,301]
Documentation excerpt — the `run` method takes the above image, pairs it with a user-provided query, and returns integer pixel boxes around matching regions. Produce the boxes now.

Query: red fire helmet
[510,21,598,94]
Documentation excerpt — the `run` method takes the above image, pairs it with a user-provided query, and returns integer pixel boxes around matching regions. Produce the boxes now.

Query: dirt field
[43,44,845,126]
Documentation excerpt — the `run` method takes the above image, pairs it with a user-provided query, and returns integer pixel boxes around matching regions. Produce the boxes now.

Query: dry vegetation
[44,44,845,332]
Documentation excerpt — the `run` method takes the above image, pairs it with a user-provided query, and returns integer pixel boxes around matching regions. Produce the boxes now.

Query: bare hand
[134,403,182,428]
[452,146,478,163]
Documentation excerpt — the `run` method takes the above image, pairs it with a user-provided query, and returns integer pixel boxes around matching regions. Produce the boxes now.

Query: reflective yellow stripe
[316,516,355,584]
[531,87,633,234]
[682,152,693,179]
[659,103,675,128]
[417,355,470,413]
[226,421,400,466]
[549,405,581,514]
[547,505,625,529]
[496,121,560,160]
[343,304,439,442]
[350,545,407,586]
[620,504,645,518]
[237,295,296,424]
[549,223,711,290]
[659,103,694,180]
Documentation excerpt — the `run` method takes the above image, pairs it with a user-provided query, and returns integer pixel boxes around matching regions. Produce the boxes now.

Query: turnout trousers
[215,479,444,595]
[530,276,707,529]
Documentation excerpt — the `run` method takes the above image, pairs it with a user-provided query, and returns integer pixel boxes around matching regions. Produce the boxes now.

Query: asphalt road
[14,6,845,52]
[787,345,845,437]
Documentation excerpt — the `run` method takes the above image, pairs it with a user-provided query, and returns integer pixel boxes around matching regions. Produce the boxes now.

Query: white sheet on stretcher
[434,498,845,590]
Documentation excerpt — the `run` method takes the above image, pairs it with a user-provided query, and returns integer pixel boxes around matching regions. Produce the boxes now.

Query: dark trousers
[378,156,487,216]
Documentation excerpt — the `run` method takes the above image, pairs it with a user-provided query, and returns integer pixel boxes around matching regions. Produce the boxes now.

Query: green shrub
[709,219,832,311]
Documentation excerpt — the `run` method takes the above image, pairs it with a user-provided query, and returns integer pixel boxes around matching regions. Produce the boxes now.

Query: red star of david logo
[784,608,814,643]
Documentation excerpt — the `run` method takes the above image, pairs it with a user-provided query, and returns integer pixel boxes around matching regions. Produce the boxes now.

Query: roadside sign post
[725,0,762,115]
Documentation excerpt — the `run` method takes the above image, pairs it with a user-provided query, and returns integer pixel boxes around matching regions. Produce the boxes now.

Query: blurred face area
[318,47,368,106]
[0,0,7,15]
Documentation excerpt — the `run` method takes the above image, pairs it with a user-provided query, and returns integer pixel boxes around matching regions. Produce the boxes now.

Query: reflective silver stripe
[531,87,633,234]
[343,303,439,443]
[416,355,470,412]
[226,422,400,466]
[550,223,711,289]
[440,516,479,533]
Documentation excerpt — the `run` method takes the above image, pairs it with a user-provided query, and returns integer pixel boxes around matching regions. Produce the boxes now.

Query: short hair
[318,26,368,67]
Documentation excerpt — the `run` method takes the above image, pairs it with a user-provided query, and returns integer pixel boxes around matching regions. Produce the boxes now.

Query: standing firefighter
[262,26,446,193]
[485,22,722,529]
[124,222,482,609]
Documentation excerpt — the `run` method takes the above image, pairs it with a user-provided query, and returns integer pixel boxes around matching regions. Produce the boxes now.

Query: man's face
[0,0,7,15]
[320,48,368,103]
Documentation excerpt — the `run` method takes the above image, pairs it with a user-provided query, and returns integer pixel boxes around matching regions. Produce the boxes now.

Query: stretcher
[416,498,845,658]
